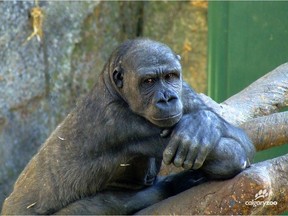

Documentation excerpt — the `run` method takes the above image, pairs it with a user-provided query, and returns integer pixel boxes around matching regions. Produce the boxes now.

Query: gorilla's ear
[113,67,124,88]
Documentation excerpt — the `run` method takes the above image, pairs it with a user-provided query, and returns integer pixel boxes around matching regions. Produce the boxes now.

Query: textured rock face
[0,1,207,209]
[0,0,100,207]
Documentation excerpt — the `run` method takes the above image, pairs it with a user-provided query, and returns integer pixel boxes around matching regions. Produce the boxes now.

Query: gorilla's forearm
[193,109,255,178]
[172,82,255,178]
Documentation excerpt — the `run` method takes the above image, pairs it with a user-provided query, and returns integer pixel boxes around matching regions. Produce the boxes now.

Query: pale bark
[241,112,288,151]
[138,154,288,215]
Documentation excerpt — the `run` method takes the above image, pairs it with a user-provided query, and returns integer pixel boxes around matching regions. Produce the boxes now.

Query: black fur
[2,39,255,215]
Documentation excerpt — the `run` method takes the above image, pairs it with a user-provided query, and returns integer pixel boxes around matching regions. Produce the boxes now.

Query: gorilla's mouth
[152,112,182,121]
[151,112,182,127]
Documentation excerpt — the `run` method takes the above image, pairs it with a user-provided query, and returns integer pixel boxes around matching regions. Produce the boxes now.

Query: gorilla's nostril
[167,96,177,102]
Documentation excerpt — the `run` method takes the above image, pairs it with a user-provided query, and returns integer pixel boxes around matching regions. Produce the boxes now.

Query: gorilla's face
[112,40,183,128]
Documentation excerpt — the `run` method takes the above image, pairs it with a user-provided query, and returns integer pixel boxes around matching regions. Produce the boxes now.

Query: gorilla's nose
[156,92,178,105]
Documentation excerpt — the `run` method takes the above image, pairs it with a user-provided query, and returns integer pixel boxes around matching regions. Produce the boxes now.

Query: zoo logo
[245,188,278,207]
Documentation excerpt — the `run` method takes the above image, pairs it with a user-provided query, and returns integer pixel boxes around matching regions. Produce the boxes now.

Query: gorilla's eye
[165,73,178,81]
[143,78,156,85]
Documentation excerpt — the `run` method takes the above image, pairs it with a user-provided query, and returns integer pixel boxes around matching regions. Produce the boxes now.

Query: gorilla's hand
[163,110,222,169]
[163,109,254,179]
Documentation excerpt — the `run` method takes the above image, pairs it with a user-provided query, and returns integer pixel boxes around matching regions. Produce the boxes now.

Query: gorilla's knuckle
[183,161,193,170]
[173,158,184,167]
[188,139,199,151]
[201,142,209,150]
[193,157,205,170]
[164,146,173,155]
[178,139,191,152]
[163,149,174,164]
[173,132,185,142]
[200,139,212,153]
[182,134,191,144]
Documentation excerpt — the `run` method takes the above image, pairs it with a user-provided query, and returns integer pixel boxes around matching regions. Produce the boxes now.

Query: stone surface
[0,0,100,207]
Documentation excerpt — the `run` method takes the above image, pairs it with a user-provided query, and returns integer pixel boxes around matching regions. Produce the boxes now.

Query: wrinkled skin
[2,39,255,215]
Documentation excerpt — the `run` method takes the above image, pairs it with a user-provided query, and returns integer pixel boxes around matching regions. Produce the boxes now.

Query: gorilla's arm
[163,82,255,179]
[54,170,206,215]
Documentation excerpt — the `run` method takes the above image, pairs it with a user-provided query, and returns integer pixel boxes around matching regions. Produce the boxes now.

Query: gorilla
[2,38,255,215]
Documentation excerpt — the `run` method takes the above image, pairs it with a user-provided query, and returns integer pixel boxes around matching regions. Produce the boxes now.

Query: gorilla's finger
[192,138,211,170]
[173,137,190,167]
[183,137,199,170]
[163,137,180,165]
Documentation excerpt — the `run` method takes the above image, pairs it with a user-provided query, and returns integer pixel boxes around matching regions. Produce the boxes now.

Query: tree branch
[223,63,288,121]
[199,63,288,125]
[241,112,288,151]
[137,154,288,215]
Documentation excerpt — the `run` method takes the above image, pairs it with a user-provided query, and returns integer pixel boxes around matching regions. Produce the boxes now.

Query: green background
[208,1,288,162]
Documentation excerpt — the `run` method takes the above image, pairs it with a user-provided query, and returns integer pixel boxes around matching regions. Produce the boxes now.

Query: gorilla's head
[108,39,183,128]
